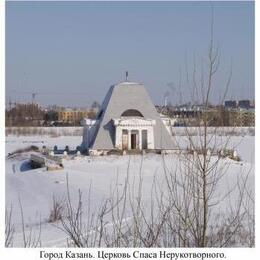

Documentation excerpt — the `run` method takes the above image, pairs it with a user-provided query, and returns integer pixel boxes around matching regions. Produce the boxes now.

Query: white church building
[82,78,176,155]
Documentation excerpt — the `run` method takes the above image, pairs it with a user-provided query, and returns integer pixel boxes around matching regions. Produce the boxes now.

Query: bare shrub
[48,195,65,223]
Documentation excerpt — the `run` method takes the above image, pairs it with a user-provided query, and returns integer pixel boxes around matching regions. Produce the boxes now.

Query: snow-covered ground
[5,129,255,247]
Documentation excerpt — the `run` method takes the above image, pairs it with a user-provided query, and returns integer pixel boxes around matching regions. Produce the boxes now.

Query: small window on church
[121,109,144,117]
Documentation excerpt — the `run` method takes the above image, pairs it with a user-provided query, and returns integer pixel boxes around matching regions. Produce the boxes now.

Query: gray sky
[6,1,254,107]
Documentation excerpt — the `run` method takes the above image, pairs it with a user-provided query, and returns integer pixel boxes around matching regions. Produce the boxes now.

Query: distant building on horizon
[224,100,237,109]
[238,100,251,110]
[224,99,254,110]
[58,108,95,124]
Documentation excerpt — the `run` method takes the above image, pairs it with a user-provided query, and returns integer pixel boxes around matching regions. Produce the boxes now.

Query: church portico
[113,118,156,150]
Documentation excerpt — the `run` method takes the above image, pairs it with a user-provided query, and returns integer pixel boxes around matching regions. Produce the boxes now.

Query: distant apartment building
[224,100,237,109]
[224,99,254,110]
[238,100,251,109]
[58,109,91,124]
[222,99,255,126]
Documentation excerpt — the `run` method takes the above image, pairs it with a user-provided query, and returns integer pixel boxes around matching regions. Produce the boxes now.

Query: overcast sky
[6,1,254,107]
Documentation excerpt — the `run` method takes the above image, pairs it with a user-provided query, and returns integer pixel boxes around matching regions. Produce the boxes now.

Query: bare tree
[162,8,254,247]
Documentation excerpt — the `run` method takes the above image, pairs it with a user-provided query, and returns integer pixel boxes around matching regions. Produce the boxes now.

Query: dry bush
[48,195,65,223]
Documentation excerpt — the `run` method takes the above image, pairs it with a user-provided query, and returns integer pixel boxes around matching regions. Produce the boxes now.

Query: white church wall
[115,125,123,149]
[113,118,156,150]
[161,117,175,135]
[147,127,155,149]
[114,125,155,150]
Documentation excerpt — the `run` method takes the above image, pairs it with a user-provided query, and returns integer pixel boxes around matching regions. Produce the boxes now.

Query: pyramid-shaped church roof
[89,81,175,151]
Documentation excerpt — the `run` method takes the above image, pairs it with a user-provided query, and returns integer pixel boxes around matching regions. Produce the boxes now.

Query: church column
[128,129,131,150]
[139,129,142,150]
[115,126,118,149]
[115,126,122,149]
